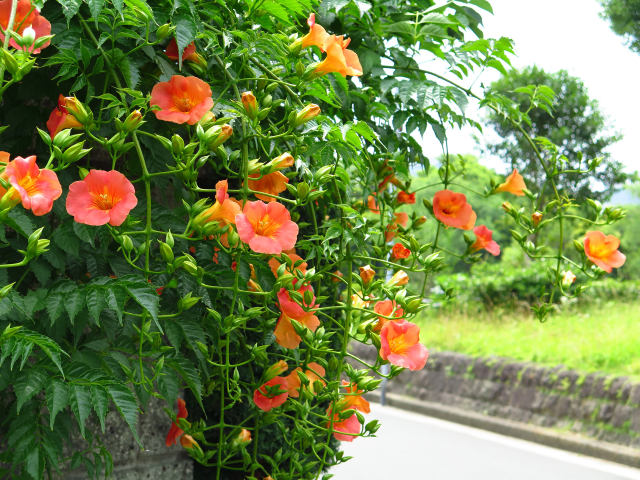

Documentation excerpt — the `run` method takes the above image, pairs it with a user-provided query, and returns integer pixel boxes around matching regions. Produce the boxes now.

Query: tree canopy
[483,66,627,202]
[600,0,640,53]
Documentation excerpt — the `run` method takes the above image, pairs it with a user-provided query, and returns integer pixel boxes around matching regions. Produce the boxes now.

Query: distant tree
[483,66,628,203]
[600,0,640,53]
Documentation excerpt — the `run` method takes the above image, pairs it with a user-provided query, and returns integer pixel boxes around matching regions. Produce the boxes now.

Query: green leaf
[70,384,92,437]
[157,368,179,407]
[90,385,109,433]
[168,356,202,407]
[57,0,82,22]
[5,208,35,237]
[469,0,493,13]
[180,318,207,360]
[64,288,85,324]
[14,368,47,413]
[85,0,105,21]
[174,14,197,67]
[46,379,69,429]
[72,222,95,246]
[46,293,65,325]
[112,0,124,17]
[123,282,160,329]
[107,384,141,445]
[0,328,66,376]
[125,0,153,19]
[105,286,127,323]
[25,447,42,480]
[86,287,105,324]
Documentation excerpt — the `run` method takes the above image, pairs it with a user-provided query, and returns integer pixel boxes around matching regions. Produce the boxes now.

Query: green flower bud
[156,23,173,41]
[159,241,174,263]
[121,235,134,252]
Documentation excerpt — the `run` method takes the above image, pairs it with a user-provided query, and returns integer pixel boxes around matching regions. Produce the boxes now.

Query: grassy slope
[416,301,640,379]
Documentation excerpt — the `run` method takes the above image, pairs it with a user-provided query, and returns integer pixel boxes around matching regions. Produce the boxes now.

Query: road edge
[369,391,640,469]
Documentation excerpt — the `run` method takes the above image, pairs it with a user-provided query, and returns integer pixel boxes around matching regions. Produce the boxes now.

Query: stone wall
[66,396,193,479]
[351,344,640,448]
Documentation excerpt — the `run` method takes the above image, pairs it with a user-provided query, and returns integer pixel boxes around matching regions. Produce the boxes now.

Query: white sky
[422,0,640,175]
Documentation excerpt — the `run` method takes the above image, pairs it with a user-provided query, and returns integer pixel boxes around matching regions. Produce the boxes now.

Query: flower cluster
[297,13,363,77]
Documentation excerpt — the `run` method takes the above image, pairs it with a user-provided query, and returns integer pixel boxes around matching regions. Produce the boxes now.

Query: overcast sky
[422,0,640,175]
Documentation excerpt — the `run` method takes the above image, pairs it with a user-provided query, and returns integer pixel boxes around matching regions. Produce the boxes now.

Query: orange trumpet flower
[432,190,476,230]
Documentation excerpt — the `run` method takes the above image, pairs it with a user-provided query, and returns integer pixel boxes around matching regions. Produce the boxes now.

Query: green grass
[416,301,640,379]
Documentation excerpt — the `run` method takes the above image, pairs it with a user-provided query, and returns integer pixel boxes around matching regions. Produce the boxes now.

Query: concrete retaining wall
[66,396,193,479]
[351,344,640,448]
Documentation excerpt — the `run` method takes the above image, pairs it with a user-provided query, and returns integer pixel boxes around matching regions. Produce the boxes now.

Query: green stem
[0,0,19,87]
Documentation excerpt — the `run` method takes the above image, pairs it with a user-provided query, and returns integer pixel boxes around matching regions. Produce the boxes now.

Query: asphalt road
[330,405,640,480]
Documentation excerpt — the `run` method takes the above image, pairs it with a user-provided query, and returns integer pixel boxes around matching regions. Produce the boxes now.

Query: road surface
[330,405,640,479]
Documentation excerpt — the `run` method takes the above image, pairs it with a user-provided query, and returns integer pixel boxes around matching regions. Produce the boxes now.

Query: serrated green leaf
[157,369,178,407]
[123,282,160,329]
[14,368,47,413]
[46,379,69,429]
[64,288,85,324]
[180,318,207,360]
[105,286,127,324]
[168,356,202,408]
[90,385,109,433]
[174,14,197,68]
[72,222,95,246]
[107,384,140,445]
[5,208,35,237]
[70,384,92,437]
[85,0,105,21]
[46,293,64,325]
[7,338,30,371]
[86,287,105,324]
[57,0,82,22]
[25,447,42,480]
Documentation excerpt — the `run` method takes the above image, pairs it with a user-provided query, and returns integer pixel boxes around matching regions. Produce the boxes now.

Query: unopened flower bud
[233,429,252,447]
[388,270,409,287]
[178,293,201,311]
[28,239,50,258]
[501,201,514,214]
[159,241,174,263]
[182,261,198,275]
[293,104,320,127]
[121,235,134,252]
[207,125,233,150]
[198,111,216,127]
[63,97,91,125]
[20,27,36,48]
[156,23,173,42]
[296,182,309,200]
[171,134,185,155]
[166,231,175,248]
[406,298,423,313]
[531,211,542,226]
[359,265,375,285]
[303,289,314,306]
[265,360,288,381]
[0,282,14,299]
[561,271,576,289]
[180,434,200,450]
[123,110,143,132]
[241,91,258,119]
[268,152,294,170]
[414,215,427,226]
